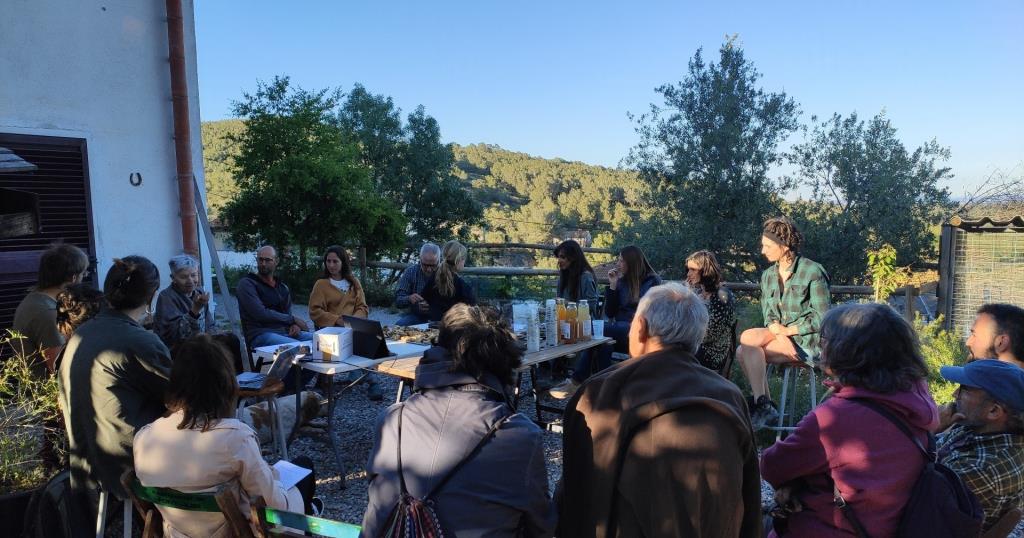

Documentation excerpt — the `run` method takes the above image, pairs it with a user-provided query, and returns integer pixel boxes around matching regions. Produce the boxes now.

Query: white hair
[635,282,708,353]
[168,254,199,274]
[420,242,441,258]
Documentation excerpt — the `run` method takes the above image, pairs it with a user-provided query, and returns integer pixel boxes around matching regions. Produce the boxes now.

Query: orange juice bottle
[565,302,578,344]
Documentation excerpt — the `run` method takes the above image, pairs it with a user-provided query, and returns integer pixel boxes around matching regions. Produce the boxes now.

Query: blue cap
[941,360,1024,413]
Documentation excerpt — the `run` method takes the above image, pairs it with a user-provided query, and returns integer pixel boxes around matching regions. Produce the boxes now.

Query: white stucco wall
[0,0,211,290]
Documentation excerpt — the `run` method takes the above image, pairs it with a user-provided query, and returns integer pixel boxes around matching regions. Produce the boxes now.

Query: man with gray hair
[558,282,761,537]
[395,242,441,326]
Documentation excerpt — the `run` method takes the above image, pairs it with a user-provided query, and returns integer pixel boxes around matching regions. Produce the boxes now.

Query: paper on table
[273,460,312,490]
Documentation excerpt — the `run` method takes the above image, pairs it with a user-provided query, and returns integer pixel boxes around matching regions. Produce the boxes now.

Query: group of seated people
[10,214,1024,537]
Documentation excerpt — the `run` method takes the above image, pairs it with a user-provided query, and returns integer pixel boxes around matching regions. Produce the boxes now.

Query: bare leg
[738,328,801,401]
[738,328,774,399]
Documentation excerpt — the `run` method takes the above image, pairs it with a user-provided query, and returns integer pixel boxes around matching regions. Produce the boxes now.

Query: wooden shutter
[0,133,95,332]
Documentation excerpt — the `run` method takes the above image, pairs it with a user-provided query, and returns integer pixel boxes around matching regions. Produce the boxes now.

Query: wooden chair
[250,497,361,538]
[120,469,255,538]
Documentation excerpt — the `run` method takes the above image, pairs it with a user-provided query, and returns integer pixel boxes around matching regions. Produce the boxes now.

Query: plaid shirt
[760,255,830,357]
[938,424,1024,531]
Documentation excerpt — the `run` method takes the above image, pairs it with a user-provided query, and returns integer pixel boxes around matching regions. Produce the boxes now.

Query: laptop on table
[343,316,396,359]
[237,344,305,391]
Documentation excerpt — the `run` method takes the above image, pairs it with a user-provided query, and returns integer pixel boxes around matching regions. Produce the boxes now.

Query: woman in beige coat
[308,245,383,399]
[308,245,369,329]
[133,335,318,537]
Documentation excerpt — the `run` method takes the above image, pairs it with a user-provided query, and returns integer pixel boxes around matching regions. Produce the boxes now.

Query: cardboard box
[314,327,353,361]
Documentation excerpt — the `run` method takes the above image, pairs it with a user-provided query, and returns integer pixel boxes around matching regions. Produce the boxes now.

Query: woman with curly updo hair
[738,216,831,429]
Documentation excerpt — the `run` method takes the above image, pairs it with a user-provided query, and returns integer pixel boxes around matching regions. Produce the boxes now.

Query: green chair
[120,469,255,538]
[251,497,361,538]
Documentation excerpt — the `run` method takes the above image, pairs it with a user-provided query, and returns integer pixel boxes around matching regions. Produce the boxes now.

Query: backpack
[835,398,984,538]
[22,469,74,538]
[378,405,514,538]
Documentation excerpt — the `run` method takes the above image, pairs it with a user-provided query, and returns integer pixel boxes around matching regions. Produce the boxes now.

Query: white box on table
[314,327,353,361]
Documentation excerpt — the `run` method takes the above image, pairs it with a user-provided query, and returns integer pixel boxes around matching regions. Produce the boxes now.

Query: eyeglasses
[256,257,276,263]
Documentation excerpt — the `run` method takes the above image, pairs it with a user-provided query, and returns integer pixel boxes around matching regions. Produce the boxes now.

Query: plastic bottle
[564,302,578,344]
[579,300,592,341]
[555,298,567,344]
[526,302,541,352]
[545,299,558,348]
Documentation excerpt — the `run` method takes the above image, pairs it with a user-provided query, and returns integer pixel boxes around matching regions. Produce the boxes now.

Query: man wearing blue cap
[938,359,1024,532]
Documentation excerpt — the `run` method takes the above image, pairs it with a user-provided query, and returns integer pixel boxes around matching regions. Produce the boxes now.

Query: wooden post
[904,285,919,324]
[358,246,368,279]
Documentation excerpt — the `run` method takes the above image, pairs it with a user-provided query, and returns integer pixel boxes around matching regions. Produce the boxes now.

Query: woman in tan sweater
[308,246,382,399]
[308,245,369,329]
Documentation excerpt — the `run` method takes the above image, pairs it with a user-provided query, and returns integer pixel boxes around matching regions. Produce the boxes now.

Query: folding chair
[120,469,255,538]
[250,497,361,538]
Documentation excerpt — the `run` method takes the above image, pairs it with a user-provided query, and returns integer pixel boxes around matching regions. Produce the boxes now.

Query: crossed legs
[737,327,800,401]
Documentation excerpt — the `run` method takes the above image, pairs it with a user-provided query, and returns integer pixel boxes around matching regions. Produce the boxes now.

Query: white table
[250,340,429,477]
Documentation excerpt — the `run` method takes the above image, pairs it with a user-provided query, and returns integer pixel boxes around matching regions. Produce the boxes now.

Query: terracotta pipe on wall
[165,0,200,257]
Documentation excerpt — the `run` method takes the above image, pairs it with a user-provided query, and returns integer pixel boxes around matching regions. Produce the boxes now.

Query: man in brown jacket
[559,282,762,538]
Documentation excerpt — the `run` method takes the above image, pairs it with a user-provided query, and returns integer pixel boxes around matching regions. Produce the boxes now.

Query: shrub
[915,315,966,404]
[0,331,65,492]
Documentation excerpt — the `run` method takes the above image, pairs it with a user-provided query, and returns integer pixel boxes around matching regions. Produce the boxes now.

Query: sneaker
[549,379,581,400]
[310,496,325,517]
[366,381,384,401]
[751,396,780,430]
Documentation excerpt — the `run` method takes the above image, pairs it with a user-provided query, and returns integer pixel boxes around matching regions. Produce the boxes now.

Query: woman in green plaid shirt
[737,216,831,429]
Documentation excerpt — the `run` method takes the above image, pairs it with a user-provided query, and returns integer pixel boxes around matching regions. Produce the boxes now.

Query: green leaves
[787,111,954,282]
[626,38,800,278]
[220,77,406,261]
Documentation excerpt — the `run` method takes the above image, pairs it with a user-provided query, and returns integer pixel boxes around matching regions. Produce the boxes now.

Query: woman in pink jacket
[761,303,939,537]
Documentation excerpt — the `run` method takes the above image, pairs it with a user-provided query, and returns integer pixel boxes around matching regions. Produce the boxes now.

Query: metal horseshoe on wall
[129,172,143,186]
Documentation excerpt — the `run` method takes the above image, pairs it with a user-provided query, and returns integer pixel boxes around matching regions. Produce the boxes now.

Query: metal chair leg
[95,490,108,538]
[122,498,132,538]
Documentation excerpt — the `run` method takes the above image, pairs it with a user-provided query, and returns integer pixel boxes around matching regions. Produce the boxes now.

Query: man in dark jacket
[237,245,313,347]
[559,282,762,538]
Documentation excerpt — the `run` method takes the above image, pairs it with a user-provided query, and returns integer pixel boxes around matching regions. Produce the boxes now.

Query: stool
[764,362,819,442]
[95,488,132,538]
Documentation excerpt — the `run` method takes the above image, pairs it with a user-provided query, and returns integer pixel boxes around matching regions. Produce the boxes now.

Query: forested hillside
[202,120,643,253]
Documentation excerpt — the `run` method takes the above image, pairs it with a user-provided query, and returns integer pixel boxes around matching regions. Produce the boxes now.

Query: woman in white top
[133,335,318,537]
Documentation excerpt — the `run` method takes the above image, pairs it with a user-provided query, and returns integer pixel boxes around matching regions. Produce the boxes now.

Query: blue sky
[195,0,1023,196]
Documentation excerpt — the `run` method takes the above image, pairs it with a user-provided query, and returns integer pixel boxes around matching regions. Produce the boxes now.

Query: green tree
[337,86,482,245]
[221,77,405,266]
[788,111,953,282]
[625,37,800,278]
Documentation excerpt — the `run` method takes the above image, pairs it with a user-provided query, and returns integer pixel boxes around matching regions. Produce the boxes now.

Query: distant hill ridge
[201,120,643,247]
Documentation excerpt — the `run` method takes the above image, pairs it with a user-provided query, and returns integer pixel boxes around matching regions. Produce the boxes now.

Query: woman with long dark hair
[134,335,319,536]
[554,240,598,305]
[308,245,369,329]
[685,250,737,373]
[737,216,831,428]
[421,240,476,322]
[550,245,662,400]
[363,304,555,536]
[761,303,937,537]
[309,245,380,398]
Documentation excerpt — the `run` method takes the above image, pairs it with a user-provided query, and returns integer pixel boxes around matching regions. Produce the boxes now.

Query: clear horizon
[195,1,1024,198]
